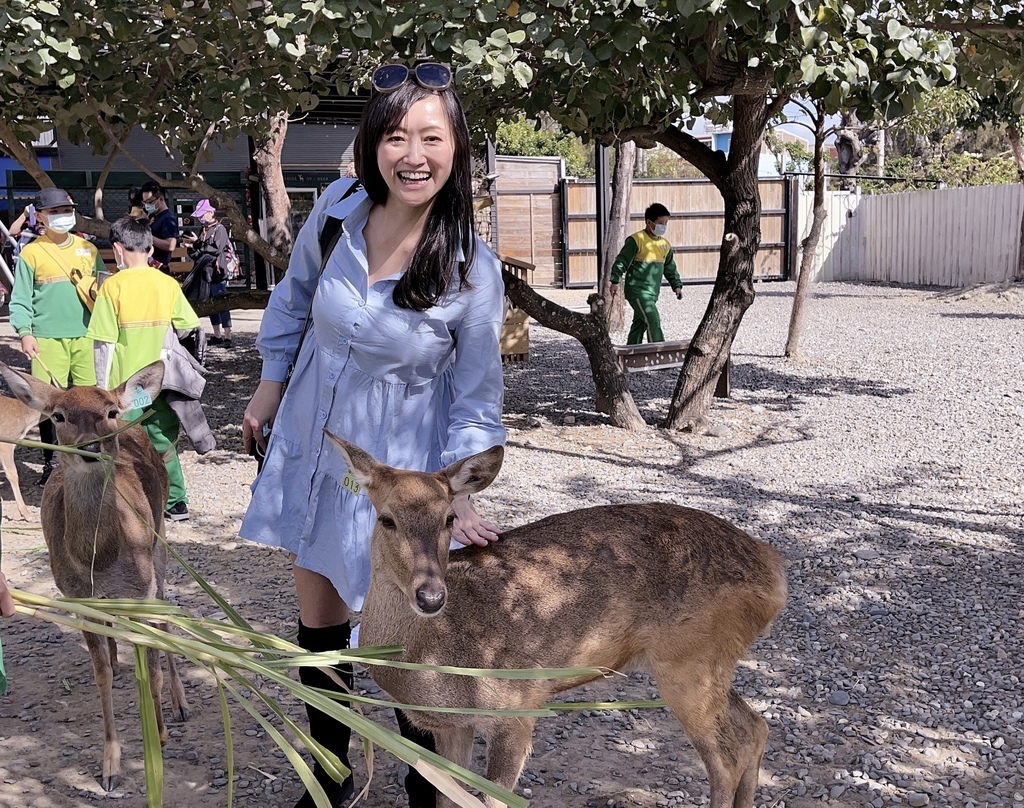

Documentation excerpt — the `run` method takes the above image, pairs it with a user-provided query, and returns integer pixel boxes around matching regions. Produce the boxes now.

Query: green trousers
[625,292,665,345]
[31,336,96,387]
[125,394,187,509]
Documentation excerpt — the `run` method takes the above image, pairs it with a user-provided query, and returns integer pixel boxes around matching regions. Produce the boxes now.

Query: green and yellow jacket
[610,230,682,299]
[10,233,102,338]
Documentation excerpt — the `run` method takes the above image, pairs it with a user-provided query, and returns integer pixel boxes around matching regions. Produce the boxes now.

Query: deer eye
[51,412,66,423]
[107,410,119,420]
[378,515,396,530]
[445,513,456,529]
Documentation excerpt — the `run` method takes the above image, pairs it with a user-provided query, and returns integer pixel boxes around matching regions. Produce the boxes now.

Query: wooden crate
[613,340,731,398]
[499,254,534,362]
[500,307,529,362]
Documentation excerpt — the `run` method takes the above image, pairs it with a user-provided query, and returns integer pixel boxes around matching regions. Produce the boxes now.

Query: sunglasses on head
[371,62,452,94]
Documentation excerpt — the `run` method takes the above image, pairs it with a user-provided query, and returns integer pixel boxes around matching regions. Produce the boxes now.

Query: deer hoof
[101,773,121,792]
[175,705,190,722]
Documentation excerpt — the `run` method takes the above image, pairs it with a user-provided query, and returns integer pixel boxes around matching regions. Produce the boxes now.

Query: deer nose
[415,587,446,615]
[80,441,103,460]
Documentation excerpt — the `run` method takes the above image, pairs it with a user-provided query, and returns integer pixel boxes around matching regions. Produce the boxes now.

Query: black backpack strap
[318,216,345,273]
[316,179,363,270]
[287,181,363,387]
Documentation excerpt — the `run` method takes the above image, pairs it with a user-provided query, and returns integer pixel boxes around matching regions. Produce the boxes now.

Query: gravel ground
[0,279,1022,808]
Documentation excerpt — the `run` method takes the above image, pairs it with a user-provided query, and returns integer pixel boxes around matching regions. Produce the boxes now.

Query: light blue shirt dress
[239,179,507,610]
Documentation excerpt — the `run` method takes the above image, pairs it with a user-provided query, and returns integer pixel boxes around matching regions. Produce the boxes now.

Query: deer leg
[160,626,190,722]
[481,718,535,808]
[432,725,474,808]
[0,444,30,521]
[651,660,766,808]
[145,646,169,745]
[107,637,120,678]
[83,630,121,791]
[728,689,768,808]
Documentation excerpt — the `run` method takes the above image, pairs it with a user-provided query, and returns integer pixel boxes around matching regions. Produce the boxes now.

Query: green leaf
[512,61,533,87]
[885,18,911,40]
[508,29,526,44]
[800,54,822,84]
[37,1,59,14]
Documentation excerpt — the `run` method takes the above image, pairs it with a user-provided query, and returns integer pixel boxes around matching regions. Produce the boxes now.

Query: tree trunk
[0,120,53,189]
[502,270,647,430]
[785,104,827,358]
[1007,124,1024,282]
[664,94,764,431]
[252,111,293,282]
[601,140,636,336]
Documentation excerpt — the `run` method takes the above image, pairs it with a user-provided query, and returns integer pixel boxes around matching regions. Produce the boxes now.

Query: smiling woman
[238,61,506,808]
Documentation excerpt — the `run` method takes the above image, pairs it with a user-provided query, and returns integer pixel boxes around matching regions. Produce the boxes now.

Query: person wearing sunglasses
[240,61,506,808]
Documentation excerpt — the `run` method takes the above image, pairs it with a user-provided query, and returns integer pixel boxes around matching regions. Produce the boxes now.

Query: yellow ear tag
[342,472,361,495]
[130,385,153,410]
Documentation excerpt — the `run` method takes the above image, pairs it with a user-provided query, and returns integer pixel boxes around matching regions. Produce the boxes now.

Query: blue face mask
[653,223,668,237]
[143,202,157,214]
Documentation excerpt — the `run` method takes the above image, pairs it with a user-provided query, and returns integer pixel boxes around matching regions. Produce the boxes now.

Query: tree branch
[653,125,729,191]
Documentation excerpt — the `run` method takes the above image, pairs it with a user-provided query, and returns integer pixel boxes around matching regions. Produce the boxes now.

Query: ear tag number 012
[130,385,153,410]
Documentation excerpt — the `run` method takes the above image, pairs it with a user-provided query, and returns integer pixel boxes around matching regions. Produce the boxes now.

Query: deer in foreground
[0,394,46,520]
[327,434,788,808]
[0,361,189,792]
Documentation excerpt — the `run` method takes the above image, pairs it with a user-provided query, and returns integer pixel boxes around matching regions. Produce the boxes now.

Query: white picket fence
[796,183,1024,286]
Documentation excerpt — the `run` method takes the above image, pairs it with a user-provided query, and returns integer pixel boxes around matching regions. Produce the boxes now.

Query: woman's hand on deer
[242,380,283,454]
[451,494,500,547]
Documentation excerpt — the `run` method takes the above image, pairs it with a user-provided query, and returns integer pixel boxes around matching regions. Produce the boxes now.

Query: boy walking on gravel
[87,216,200,522]
[609,202,684,345]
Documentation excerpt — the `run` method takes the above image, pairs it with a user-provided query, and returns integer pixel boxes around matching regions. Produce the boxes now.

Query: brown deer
[327,434,788,808]
[0,394,46,520]
[0,361,190,792]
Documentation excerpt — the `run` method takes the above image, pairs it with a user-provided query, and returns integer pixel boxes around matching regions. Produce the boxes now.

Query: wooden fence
[492,156,791,288]
[563,177,789,287]
[799,183,1024,286]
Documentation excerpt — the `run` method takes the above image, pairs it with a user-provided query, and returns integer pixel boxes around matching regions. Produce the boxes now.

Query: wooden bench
[613,340,731,398]
[499,254,535,363]
[98,246,193,274]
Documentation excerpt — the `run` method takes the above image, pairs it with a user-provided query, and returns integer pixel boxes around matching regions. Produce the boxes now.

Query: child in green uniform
[610,202,684,345]
[9,187,103,483]
[86,217,200,522]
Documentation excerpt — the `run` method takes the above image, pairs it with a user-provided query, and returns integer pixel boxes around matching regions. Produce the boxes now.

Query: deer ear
[442,446,504,497]
[114,361,165,411]
[0,363,59,414]
[323,430,382,489]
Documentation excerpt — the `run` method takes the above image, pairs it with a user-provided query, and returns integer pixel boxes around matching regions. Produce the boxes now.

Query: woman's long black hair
[354,81,477,312]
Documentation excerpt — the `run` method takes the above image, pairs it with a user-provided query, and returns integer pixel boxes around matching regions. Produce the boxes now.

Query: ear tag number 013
[342,472,361,495]
[130,385,153,410]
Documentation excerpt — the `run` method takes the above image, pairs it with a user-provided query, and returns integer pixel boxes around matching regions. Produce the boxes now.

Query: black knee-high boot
[395,708,438,808]
[294,621,355,808]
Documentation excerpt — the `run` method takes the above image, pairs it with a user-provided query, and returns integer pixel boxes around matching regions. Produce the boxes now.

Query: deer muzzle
[415,584,447,615]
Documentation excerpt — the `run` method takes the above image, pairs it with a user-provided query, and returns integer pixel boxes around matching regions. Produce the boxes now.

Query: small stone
[908,793,930,806]
[828,691,851,706]
[854,549,880,560]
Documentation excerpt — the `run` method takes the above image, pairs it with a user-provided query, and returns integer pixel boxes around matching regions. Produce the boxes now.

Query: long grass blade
[216,675,333,808]
[215,677,235,807]
[133,644,164,807]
